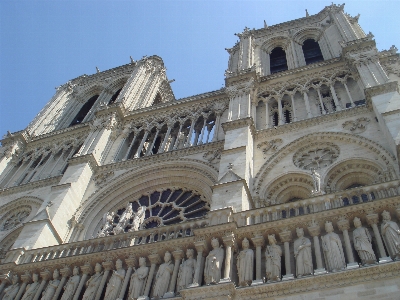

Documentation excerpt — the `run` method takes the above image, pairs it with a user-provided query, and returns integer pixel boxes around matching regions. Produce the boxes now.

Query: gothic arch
[254,132,398,196]
[0,226,23,257]
[263,172,314,205]
[292,27,323,44]
[76,159,217,240]
[261,36,290,53]
[324,158,384,191]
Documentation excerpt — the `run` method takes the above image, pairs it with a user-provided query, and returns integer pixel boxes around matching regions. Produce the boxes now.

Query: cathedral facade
[0,3,400,300]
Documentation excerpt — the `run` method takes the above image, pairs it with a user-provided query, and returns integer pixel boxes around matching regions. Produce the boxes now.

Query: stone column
[337,217,359,269]
[221,234,236,283]
[251,234,264,285]
[33,269,51,300]
[15,273,31,300]
[73,263,92,300]
[53,267,71,300]
[95,261,113,300]
[307,224,326,275]
[134,130,149,158]
[277,98,284,125]
[279,230,294,280]
[289,94,297,121]
[329,84,342,110]
[366,213,392,263]
[164,249,184,298]
[159,125,172,153]
[142,253,161,299]
[302,90,313,118]
[343,81,355,107]
[316,88,327,114]
[189,240,208,287]
[117,256,136,300]
[123,132,138,160]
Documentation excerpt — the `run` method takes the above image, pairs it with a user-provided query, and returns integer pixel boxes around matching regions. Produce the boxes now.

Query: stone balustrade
[235,179,400,227]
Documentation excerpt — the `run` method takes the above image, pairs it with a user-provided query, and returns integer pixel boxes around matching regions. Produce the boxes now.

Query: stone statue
[294,227,313,277]
[204,238,224,285]
[265,234,282,282]
[237,238,254,286]
[104,259,126,300]
[61,266,80,300]
[41,269,60,300]
[311,168,321,193]
[381,210,400,260]
[177,249,196,292]
[21,273,40,300]
[128,257,149,300]
[353,217,376,265]
[130,206,146,231]
[114,203,134,235]
[153,251,174,298]
[98,212,114,237]
[2,275,20,300]
[82,263,103,300]
[321,221,346,272]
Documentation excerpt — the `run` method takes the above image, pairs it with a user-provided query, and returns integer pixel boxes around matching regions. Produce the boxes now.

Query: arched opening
[108,88,122,105]
[270,47,288,74]
[69,95,99,126]
[302,39,323,65]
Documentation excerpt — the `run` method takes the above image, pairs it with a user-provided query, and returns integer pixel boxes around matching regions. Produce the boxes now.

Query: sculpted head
[325,221,333,233]
[116,259,123,269]
[353,217,362,228]
[32,273,39,282]
[73,266,79,276]
[53,269,60,280]
[296,227,304,238]
[268,234,277,245]
[12,275,19,285]
[186,249,194,258]
[242,238,250,249]
[95,263,102,273]
[164,251,171,263]
[211,238,220,249]
[382,210,391,221]
[139,257,146,266]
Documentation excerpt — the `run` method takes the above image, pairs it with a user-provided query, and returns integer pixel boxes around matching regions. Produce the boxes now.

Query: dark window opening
[153,93,162,106]
[284,110,291,123]
[273,111,279,126]
[302,39,323,65]
[346,99,366,108]
[270,47,288,74]
[69,95,99,126]
[108,89,122,105]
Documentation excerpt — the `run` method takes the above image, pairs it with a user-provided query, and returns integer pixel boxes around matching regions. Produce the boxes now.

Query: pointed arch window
[270,47,288,74]
[69,95,99,126]
[302,39,323,65]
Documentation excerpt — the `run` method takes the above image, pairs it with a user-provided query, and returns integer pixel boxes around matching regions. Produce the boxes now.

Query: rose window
[102,188,209,235]
[0,208,31,231]
[293,143,340,170]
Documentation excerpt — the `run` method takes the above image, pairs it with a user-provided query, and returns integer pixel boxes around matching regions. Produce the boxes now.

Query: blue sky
[1,0,399,137]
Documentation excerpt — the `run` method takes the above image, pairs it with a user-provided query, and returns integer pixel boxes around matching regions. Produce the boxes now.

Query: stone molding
[221,117,255,134]
[365,81,399,99]
[0,176,62,197]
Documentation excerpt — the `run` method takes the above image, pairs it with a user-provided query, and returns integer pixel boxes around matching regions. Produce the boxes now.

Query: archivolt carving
[261,36,290,53]
[292,26,324,44]
[324,158,384,191]
[293,142,340,170]
[254,132,397,195]
[0,206,31,231]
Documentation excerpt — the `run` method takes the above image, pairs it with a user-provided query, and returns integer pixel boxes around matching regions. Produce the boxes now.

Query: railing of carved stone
[235,180,400,226]
[9,218,208,265]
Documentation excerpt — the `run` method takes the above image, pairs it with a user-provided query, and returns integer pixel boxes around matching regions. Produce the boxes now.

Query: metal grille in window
[113,189,209,231]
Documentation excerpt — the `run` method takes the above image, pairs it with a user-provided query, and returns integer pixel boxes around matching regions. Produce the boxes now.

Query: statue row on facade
[2,211,399,299]
[97,204,146,237]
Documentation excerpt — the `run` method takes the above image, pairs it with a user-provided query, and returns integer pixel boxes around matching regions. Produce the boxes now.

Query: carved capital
[60,266,71,278]
[21,272,32,284]
[39,269,52,281]
[222,234,236,248]
[193,240,209,253]
[366,213,379,226]
[279,230,292,243]
[80,262,93,275]
[172,249,184,261]
[307,225,320,237]
[0,272,13,284]
[125,256,137,268]
[337,218,350,232]
[102,260,114,271]
[148,253,161,265]
[251,235,265,248]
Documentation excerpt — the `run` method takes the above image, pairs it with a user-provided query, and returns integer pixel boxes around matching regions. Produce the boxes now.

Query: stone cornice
[259,57,342,83]
[221,117,255,135]
[255,104,370,139]
[193,221,237,238]
[365,81,399,99]
[68,153,99,171]
[28,123,89,144]
[180,282,236,300]
[0,176,62,197]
